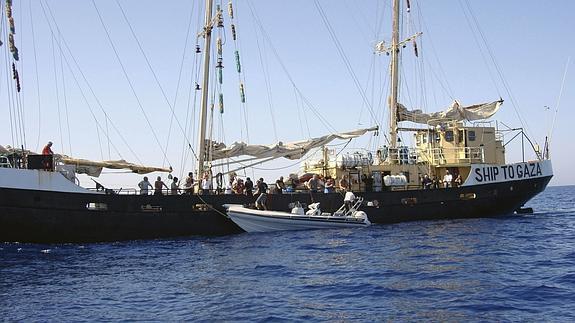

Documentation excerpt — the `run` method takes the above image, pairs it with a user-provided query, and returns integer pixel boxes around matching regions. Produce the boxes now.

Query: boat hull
[226,205,369,232]
[0,175,552,243]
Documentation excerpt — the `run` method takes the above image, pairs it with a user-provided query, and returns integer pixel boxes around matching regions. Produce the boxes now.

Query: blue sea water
[1,186,574,321]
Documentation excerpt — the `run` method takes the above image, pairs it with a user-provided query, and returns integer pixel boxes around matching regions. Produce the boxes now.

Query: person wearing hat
[42,141,54,155]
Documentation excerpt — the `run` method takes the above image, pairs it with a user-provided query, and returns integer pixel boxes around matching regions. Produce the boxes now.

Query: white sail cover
[211,126,378,162]
[398,100,503,125]
[57,156,172,177]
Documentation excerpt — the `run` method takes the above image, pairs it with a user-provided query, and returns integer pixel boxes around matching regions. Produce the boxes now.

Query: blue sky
[1,0,573,187]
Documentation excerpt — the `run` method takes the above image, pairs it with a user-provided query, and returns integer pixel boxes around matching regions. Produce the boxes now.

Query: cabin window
[422,133,428,144]
[459,193,476,200]
[86,202,108,211]
[415,134,421,146]
[468,130,476,141]
[445,130,454,142]
[458,130,464,143]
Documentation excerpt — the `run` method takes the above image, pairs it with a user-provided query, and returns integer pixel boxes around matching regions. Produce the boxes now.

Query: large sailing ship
[0,0,552,243]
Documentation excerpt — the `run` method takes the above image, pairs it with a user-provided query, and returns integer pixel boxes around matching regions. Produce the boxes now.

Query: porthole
[459,193,476,200]
[401,197,418,205]
[141,204,162,212]
[87,202,108,211]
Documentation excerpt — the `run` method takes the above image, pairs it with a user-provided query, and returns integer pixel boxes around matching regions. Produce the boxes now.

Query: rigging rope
[548,57,570,150]
[459,0,537,148]
[50,34,64,155]
[248,8,279,142]
[2,1,26,151]
[313,0,380,128]
[114,0,200,169]
[176,1,200,180]
[40,0,135,163]
[246,0,337,134]
[91,0,172,166]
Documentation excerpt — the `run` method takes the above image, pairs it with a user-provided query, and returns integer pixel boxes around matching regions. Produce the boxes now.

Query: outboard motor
[353,210,370,224]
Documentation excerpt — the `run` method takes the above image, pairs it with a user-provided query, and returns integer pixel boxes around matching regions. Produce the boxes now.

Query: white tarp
[211,126,379,161]
[398,100,503,125]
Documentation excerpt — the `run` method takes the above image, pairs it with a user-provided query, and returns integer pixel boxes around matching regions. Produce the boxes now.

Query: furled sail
[1,145,170,177]
[211,126,379,161]
[58,156,172,177]
[398,99,503,125]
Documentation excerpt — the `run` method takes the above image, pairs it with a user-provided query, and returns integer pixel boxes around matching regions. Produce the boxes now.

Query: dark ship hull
[0,175,551,243]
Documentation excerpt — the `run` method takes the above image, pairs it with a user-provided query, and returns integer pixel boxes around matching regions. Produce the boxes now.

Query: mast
[197,0,215,178]
[389,0,400,149]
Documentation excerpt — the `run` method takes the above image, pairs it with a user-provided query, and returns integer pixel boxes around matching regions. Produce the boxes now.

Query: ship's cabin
[301,121,506,192]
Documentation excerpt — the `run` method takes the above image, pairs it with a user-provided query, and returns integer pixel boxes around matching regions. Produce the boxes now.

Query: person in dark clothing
[432,175,439,189]
[363,174,374,192]
[422,174,432,189]
[275,176,286,194]
[255,178,268,210]
[154,176,168,195]
[244,177,254,197]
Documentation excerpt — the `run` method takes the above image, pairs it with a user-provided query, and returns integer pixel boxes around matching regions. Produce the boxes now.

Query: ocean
[1,186,574,321]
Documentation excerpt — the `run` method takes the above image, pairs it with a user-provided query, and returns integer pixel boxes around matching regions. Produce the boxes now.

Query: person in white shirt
[443,170,453,188]
[201,172,213,194]
[344,190,356,213]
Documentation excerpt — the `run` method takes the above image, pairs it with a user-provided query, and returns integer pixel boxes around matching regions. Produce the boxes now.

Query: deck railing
[384,146,484,165]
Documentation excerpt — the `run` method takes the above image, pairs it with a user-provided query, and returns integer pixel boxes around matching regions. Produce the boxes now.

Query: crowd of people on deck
[41,140,462,199]
[134,170,362,198]
[136,168,463,196]
[420,170,463,189]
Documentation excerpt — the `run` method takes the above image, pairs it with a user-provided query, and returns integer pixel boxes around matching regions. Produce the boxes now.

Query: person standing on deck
[255,178,268,210]
[454,174,463,187]
[171,177,180,195]
[42,141,54,171]
[201,171,213,194]
[338,176,349,192]
[138,176,153,195]
[154,176,168,195]
[244,177,254,197]
[306,174,322,193]
[275,176,286,194]
[324,178,335,193]
[363,174,374,192]
[183,172,194,194]
[422,174,432,189]
[443,170,453,188]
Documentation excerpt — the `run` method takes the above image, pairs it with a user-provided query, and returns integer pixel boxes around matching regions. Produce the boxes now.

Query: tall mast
[197,0,214,177]
[389,0,400,149]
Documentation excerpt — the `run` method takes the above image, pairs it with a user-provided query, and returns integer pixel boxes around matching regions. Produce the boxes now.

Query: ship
[0,0,552,243]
